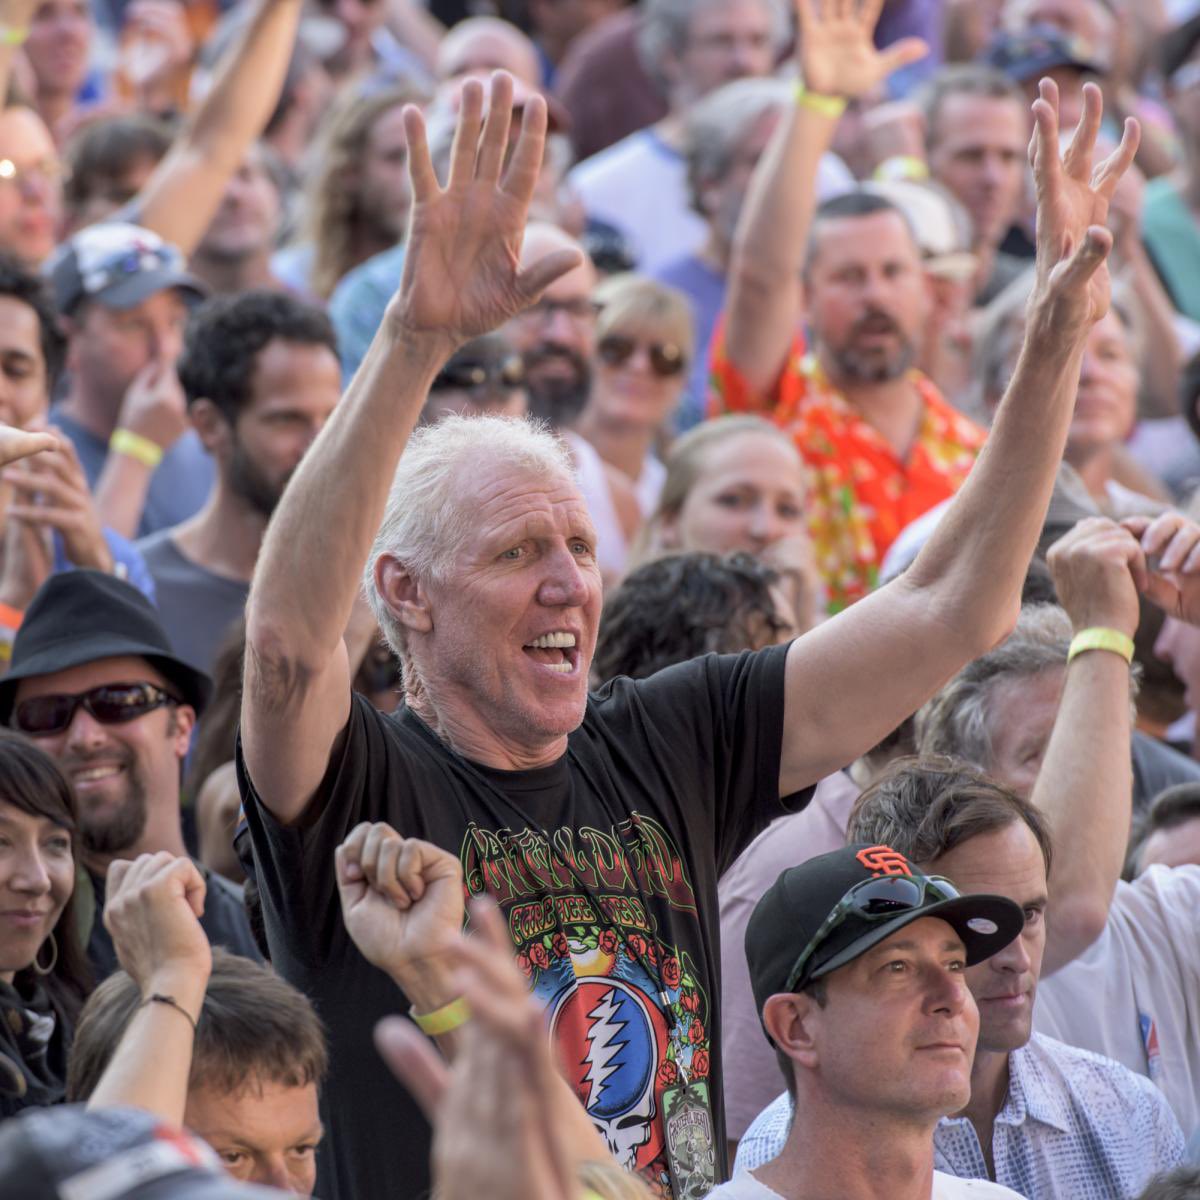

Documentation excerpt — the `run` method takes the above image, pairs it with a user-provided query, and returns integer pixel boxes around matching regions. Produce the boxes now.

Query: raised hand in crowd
[87,854,211,1121]
[0,424,58,471]
[388,72,583,349]
[1025,78,1139,344]
[795,0,929,101]
[375,898,620,1200]
[4,438,114,572]
[335,822,465,1035]
[244,73,583,819]
[93,355,188,539]
[1122,511,1200,625]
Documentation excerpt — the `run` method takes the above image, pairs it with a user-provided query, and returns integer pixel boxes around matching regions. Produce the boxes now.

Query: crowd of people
[2,0,1200,1198]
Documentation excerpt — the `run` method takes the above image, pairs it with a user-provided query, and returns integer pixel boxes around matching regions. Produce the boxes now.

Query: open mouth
[522,631,580,675]
[71,763,124,787]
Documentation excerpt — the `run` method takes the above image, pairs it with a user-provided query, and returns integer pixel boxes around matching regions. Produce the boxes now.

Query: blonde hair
[629,414,800,565]
[594,273,695,362]
[300,85,425,299]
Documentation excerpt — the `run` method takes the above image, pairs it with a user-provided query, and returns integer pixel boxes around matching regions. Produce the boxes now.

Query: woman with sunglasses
[574,274,693,518]
[0,729,91,1121]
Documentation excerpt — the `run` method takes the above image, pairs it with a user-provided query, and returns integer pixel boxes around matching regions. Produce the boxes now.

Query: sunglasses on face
[13,682,181,736]
[784,872,963,993]
[431,356,525,394]
[596,334,687,378]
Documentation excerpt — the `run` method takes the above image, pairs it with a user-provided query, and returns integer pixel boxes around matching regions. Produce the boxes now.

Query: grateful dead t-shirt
[238,643,805,1200]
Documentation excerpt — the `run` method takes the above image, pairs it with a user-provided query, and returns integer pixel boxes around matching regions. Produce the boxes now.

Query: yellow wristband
[0,26,29,45]
[873,154,930,183]
[794,81,847,119]
[411,996,471,1037]
[110,428,164,470]
[1067,627,1134,665]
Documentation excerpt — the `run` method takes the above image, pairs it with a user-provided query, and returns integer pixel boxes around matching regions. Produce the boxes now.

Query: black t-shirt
[84,862,262,980]
[238,644,805,1200]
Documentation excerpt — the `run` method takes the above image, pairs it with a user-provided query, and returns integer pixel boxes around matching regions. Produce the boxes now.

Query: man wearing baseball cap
[0,569,259,978]
[46,222,215,539]
[707,843,1026,1200]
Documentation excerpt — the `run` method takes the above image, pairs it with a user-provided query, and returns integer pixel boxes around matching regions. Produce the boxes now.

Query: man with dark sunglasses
[706,843,1027,1200]
[0,569,259,977]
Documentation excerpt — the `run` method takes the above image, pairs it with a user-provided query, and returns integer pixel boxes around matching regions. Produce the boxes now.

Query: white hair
[364,415,577,656]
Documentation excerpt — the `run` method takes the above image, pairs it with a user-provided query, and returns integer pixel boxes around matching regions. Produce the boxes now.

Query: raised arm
[1038,512,1200,974]
[242,74,581,823]
[0,0,37,106]
[86,854,212,1119]
[723,0,926,399]
[777,79,1141,796]
[133,0,302,256]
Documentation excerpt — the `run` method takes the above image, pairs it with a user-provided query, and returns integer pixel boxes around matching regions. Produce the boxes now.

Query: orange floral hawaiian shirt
[710,325,985,612]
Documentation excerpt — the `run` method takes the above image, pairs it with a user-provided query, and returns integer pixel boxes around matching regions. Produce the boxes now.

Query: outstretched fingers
[475,72,514,183]
[1029,77,1062,182]
[1092,116,1142,202]
[1062,81,1103,180]
[515,246,585,307]
[447,78,485,192]
[501,92,548,205]
[403,105,440,203]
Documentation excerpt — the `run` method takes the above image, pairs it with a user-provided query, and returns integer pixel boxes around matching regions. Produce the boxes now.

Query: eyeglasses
[514,297,598,327]
[13,682,181,737]
[431,355,525,393]
[597,334,687,378]
[0,157,65,195]
[784,872,962,993]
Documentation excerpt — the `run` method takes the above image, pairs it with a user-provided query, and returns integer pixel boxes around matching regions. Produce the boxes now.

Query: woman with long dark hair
[0,729,91,1119]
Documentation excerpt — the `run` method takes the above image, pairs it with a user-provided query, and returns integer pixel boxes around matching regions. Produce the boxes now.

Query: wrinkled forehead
[455,458,593,543]
[808,210,922,274]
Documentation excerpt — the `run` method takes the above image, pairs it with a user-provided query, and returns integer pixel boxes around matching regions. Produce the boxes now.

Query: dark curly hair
[0,253,66,391]
[176,290,338,424]
[593,552,790,683]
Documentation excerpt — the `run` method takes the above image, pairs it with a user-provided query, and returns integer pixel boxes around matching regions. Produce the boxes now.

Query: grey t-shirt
[136,531,248,673]
[53,411,215,539]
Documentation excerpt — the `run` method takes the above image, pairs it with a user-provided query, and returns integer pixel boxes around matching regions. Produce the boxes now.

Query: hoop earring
[32,933,57,976]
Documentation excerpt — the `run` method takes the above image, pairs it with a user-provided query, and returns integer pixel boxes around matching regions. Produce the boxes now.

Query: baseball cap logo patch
[855,845,913,877]
[967,917,999,935]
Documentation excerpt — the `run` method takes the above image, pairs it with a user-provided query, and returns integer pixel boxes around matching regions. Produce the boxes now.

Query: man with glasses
[503,221,642,582]
[0,569,259,976]
[734,767,1185,1198]
[708,842,1027,1200]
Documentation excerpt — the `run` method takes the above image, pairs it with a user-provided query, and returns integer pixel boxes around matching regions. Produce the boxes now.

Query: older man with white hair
[237,11,1141,1197]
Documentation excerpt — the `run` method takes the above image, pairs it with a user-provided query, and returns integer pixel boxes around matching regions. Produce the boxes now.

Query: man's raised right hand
[386,72,583,353]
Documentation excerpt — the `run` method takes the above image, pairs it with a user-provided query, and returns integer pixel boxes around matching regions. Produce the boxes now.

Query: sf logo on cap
[856,846,913,877]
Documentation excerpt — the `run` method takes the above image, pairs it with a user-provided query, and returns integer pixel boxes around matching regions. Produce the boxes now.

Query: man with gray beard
[137,291,342,674]
[0,571,259,977]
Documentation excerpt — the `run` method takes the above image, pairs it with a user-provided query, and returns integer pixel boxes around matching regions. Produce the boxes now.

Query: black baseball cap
[745,844,1025,1017]
[984,24,1107,83]
[0,570,211,723]
[0,1105,281,1199]
[45,222,207,316]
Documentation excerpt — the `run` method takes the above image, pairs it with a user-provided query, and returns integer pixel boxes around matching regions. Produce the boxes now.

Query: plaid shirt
[734,1033,1183,1199]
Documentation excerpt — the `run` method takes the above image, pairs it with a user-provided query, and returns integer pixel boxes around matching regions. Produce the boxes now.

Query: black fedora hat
[0,571,212,724]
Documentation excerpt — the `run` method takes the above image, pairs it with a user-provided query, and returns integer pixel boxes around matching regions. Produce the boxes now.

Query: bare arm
[242,75,582,823]
[337,824,606,1169]
[86,855,212,1119]
[384,0,444,71]
[133,0,301,256]
[0,0,37,105]
[778,80,1141,796]
[724,0,926,399]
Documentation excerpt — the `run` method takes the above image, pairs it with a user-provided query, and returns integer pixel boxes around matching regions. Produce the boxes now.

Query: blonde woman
[575,273,694,516]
